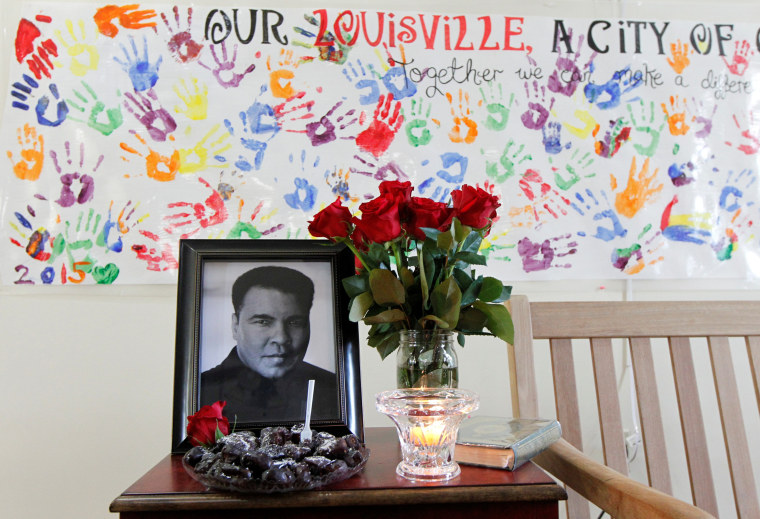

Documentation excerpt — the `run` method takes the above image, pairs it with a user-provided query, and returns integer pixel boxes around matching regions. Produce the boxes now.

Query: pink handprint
[722,40,754,76]
[726,113,760,155]
[274,91,316,133]
[518,168,571,219]
[162,177,228,238]
[123,89,177,142]
[355,93,403,157]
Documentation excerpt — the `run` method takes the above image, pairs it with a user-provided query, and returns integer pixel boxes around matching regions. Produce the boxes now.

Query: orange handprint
[94,4,157,38]
[7,124,44,181]
[614,156,664,218]
[446,89,478,144]
[661,95,690,136]
[666,40,692,74]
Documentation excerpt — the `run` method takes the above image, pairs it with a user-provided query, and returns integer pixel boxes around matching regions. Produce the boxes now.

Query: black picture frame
[171,239,362,453]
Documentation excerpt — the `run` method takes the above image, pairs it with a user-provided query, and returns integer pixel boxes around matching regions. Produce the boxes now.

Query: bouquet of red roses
[308,181,513,358]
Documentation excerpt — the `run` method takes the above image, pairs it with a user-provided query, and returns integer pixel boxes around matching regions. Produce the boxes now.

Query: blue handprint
[584,66,642,110]
[382,65,417,100]
[10,74,39,111]
[36,83,69,127]
[342,59,380,105]
[541,121,572,154]
[224,94,280,171]
[114,35,163,92]
[571,188,627,241]
[284,177,318,211]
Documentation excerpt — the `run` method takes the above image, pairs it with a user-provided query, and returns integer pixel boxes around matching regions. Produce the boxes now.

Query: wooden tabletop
[111,427,566,517]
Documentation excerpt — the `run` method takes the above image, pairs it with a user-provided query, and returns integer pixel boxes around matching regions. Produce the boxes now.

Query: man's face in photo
[232,286,311,379]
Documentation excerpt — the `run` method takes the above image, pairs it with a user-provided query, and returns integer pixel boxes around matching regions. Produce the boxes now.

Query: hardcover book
[455,416,562,470]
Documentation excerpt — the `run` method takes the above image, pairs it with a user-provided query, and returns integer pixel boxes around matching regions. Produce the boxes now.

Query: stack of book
[455,415,562,471]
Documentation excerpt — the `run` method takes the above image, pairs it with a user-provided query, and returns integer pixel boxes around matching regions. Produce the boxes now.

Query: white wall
[2,1,760,518]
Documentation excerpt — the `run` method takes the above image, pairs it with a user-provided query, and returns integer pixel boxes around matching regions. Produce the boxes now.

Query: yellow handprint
[173,78,208,121]
[178,124,232,174]
[55,19,99,77]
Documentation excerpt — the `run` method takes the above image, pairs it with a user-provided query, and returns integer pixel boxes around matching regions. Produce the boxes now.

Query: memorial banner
[1,3,759,284]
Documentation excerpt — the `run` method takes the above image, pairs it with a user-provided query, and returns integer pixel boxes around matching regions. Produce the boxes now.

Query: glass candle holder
[376,388,479,482]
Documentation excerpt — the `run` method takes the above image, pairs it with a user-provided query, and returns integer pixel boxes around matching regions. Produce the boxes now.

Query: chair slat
[629,337,672,494]
[509,296,538,417]
[748,336,760,416]
[550,337,589,519]
[668,337,718,516]
[708,336,760,519]
[590,338,628,475]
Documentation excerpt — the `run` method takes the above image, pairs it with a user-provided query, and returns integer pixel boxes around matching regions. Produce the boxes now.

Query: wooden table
[110,427,567,518]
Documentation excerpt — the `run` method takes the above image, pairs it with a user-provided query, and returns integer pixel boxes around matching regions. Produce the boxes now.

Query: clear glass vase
[396,330,459,389]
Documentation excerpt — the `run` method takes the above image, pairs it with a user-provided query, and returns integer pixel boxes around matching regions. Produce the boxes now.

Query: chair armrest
[533,439,715,519]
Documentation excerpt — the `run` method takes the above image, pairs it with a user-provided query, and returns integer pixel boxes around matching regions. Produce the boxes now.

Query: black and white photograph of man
[198,261,339,423]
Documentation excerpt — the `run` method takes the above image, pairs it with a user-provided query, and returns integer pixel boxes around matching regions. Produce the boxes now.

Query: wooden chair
[506,295,760,519]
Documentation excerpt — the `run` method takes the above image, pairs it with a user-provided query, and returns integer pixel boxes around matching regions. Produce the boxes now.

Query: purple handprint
[199,41,257,88]
[305,100,359,146]
[547,31,596,97]
[520,80,554,130]
[517,234,578,273]
[49,140,102,207]
[123,89,177,142]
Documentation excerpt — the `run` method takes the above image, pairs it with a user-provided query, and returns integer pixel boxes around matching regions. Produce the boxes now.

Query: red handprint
[15,18,58,80]
[355,94,404,157]
[722,40,754,76]
[132,230,179,271]
[163,177,228,238]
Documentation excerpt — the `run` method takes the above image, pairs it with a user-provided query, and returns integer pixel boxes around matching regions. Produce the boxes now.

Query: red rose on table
[451,185,500,229]
[353,194,402,243]
[186,401,229,447]
[404,197,454,240]
[378,180,413,206]
[308,198,352,239]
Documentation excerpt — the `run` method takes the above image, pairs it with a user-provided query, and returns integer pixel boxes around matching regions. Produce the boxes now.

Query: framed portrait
[171,239,362,453]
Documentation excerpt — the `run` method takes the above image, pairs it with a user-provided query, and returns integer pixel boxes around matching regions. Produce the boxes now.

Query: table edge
[110,484,567,512]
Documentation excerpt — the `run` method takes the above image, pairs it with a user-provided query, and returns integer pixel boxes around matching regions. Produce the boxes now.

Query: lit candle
[410,421,445,446]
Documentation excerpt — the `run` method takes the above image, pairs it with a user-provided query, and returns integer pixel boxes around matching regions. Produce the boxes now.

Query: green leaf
[454,251,487,266]
[369,268,406,306]
[363,309,407,324]
[460,230,483,253]
[418,314,449,328]
[431,276,462,330]
[453,217,471,242]
[215,423,225,442]
[436,229,454,251]
[478,276,504,302]
[472,301,514,343]
[452,267,474,292]
[349,291,374,322]
[420,227,442,240]
[368,331,401,359]
[419,248,431,308]
[399,266,415,289]
[492,284,513,303]
[342,274,369,298]
[368,242,391,268]
[457,306,488,332]
[460,276,483,306]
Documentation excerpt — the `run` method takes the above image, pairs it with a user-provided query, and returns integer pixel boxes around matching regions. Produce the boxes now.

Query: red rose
[308,198,353,240]
[186,401,229,447]
[378,180,413,206]
[404,197,454,240]
[451,185,500,229]
[353,193,403,243]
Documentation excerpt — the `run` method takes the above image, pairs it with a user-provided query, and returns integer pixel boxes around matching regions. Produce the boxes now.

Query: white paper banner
[1,3,759,284]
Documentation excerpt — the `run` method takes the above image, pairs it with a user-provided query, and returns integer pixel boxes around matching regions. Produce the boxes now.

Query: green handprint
[550,149,596,191]
[66,81,123,136]
[484,139,532,183]
[626,100,665,157]
[479,84,514,132]
[404,98,437,147]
